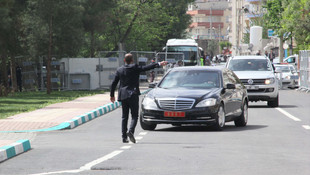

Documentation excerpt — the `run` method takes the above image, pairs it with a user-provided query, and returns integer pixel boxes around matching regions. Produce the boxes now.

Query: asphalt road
[0,89,309,175]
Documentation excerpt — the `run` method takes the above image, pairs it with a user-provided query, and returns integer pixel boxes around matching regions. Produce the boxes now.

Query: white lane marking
[29,169,83,175]
[80,150,123,170]
[275,108,301,121]
[30,132,148,175]
[139,132,148,136]
[121,146,131,149]
[302,125,310,130]
[135,136,143,140]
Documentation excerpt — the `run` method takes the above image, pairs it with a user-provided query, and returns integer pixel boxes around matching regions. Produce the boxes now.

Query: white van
[226,55,279,107]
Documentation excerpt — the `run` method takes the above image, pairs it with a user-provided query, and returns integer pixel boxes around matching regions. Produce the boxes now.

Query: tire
[234,102,248,127]
[267,95,279,107]
[212,104,225,131]
[140,114,156,131]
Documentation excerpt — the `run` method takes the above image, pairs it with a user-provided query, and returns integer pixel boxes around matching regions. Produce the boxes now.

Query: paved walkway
[0,84,150,162]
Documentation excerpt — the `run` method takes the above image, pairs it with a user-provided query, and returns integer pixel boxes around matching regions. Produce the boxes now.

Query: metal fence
[13,51,187,91]
[298,50,310,92]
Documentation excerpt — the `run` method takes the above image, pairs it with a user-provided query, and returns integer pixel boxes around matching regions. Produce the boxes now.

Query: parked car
[284,54,298,70]
[140,66,249,131]
[226,55,279,107]
[274,64,299,88]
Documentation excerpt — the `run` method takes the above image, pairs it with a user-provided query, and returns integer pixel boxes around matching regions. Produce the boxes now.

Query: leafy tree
[82,0,115,57]
[264,0,286,62]
[0,0,14,96]
[282,0,310,50]
[23,0,84,94]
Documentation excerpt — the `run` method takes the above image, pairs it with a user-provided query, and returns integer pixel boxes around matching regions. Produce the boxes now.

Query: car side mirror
[149,82,157,88]
[226,83,236,89]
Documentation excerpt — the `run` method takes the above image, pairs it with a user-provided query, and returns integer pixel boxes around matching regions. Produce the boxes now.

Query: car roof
[231,55,268,60]
[274,64,294,67]
[170,66,224,72]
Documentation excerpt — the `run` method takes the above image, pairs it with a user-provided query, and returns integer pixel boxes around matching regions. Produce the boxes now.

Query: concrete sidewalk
[0,84,150,162]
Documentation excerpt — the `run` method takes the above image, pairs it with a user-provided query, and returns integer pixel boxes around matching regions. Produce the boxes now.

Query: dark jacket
[110,63,159,101]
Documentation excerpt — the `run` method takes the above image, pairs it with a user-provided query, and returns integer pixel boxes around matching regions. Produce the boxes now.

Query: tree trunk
[10,54,18,92]
[0,53,8,96]
[47,15,53,94]
[279,36,284,63]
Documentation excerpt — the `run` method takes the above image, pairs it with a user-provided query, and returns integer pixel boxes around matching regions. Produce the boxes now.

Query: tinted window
[167,46,198,66]
[159,70,220,89]
[228,59,272,71]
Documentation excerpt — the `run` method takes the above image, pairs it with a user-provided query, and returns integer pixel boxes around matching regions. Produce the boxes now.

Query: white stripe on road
[139,132,148,135]
[121,146,131,149]
[29,169,83,175]
[275,108,301,121]
[30,131,147,175]
[302,125,310,130]
[80,150,123,170]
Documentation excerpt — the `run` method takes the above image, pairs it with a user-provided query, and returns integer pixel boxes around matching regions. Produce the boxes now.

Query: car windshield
[228,59,272,71]
[159,70,220,89]
[167,46,198,66]
[275,65,294,73]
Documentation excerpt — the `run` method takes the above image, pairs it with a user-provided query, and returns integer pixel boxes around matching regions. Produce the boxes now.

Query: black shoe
[127,132,136,143]
[122,138,129,143]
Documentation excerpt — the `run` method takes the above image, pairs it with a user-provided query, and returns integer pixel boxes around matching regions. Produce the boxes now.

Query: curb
[0,139,31,162]
[62,88,151,129]
[0,88,151,163]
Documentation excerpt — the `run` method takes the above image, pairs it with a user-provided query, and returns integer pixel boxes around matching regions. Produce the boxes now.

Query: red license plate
[164,111,185,117]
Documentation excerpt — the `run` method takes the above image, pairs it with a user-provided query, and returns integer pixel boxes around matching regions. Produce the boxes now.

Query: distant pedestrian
[16,65,22,92]
[110,53,167,143]
[268,50,275,62]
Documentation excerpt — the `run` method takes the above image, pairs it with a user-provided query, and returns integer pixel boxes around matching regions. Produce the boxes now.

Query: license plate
[290,75,298,80]
[164,111,185,117]
[246,85,259,90]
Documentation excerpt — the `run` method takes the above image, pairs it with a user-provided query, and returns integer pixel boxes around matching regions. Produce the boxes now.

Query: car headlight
[196,98,217,107]
[142,97,158,109]
[265,78,275,85]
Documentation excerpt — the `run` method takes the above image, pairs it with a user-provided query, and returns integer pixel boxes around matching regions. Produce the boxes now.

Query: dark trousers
[121,94,139,139]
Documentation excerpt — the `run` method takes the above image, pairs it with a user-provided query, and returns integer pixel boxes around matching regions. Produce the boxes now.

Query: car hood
[147,87,220,100]
[233,71,275,79]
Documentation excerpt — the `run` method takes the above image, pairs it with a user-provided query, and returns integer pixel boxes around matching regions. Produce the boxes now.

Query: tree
[264,0,286,62]
[82,0,115,57]
[23,0,84,94]
[0,0,14,96]
[282,0,310,50]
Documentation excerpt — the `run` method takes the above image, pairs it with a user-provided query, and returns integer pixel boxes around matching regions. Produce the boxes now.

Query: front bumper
[245,84,278,101]
[141,106,219,125]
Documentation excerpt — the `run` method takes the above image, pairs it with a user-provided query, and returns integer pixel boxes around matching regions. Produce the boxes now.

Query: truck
[162,39,203,66]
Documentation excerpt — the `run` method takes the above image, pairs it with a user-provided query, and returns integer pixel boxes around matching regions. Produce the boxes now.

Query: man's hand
[159,61,168,66]
[110,97,115,103]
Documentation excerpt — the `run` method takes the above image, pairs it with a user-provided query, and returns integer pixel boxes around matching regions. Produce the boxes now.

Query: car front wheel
[140,113,157,131]
[267,95,279,107]
[212,104,225,131]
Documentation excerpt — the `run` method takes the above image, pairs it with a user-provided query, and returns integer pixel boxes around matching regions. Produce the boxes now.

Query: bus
[163,39,203,66]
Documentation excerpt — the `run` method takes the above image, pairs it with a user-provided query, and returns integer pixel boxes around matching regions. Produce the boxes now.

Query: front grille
[240,79,266,85]
[157,98,195,110]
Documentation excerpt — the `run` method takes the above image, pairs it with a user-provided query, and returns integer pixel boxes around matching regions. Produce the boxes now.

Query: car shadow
[154,124,267,132]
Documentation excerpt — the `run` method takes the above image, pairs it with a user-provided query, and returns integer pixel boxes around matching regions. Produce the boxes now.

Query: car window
[275,66,290,72]
[228,59,272,71]
[159,70,220,89]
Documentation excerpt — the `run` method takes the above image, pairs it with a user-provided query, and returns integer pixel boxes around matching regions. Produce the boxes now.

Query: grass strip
[0,90,104,119]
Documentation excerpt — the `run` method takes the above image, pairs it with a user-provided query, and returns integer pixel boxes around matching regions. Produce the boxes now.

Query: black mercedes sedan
[140,66,249,131]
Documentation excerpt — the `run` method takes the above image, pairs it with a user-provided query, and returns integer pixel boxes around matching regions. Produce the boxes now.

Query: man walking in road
[110,53,167,143]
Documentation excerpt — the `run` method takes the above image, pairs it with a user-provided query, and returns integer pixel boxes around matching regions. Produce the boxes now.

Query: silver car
[226,55,279,107]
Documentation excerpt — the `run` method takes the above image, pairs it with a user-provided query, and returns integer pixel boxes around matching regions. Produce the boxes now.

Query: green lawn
[0,90,105,119]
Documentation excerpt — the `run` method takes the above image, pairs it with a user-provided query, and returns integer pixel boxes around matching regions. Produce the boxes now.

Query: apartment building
[187,0,230,55]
